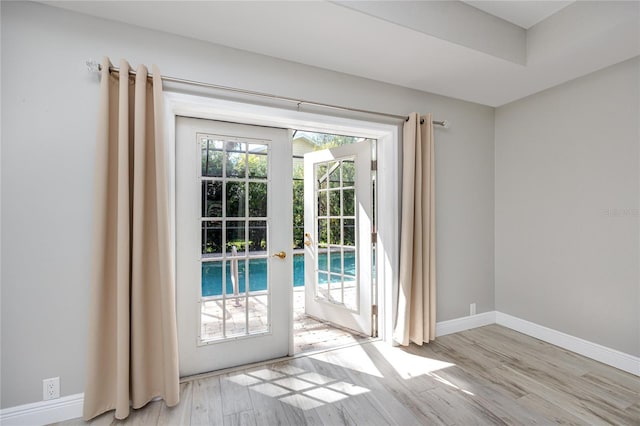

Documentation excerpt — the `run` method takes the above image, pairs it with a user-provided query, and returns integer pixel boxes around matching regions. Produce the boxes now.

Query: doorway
[291,131,377,354]
[168,92,398,378]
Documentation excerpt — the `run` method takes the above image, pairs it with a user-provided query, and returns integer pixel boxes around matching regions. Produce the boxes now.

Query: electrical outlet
[470,303,477,316]
[43,377,60,401]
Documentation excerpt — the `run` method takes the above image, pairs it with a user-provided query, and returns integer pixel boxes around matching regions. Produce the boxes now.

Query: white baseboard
[496,312,640,377]
[0,393,84,426]
[436,311,496,336]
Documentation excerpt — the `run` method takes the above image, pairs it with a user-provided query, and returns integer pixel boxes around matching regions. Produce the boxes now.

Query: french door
[303,141,373,336]
[176,117,292,377]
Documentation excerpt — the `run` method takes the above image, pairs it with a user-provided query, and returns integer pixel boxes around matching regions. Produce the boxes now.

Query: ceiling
[462,1,575,29]
[44,1,640,107]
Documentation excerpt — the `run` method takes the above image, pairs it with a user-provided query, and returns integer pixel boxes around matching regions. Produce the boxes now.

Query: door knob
[304,232,312,246]
[272,251,286,259]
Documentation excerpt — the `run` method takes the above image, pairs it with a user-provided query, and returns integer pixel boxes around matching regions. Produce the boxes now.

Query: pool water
[202,251,355,297]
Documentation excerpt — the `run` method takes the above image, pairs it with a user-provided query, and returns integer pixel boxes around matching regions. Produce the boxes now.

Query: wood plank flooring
[56,325,640,425]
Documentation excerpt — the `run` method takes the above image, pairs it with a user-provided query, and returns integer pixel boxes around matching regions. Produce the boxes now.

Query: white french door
[176,117,292,377]
[303,141,373,336]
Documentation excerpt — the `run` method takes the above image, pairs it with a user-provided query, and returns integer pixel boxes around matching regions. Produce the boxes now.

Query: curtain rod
[87,60,448,127]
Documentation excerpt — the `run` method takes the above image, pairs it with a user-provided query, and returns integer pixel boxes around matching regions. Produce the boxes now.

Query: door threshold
[180,337,380,384]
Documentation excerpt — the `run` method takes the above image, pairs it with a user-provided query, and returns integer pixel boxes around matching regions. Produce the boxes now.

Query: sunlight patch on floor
[225,365,371,410]
[309,344,383,377]
[371,341,455,379]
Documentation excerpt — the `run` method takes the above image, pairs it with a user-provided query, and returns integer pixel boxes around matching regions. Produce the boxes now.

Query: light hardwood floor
[57,325,639,425]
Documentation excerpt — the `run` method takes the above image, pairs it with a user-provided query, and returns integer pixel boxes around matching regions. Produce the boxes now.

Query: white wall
[0,2,495,408]
[495,57,640,356]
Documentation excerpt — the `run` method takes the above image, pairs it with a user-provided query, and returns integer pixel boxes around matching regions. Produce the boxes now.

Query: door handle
[304,232,312,246]
[272,251,286,259]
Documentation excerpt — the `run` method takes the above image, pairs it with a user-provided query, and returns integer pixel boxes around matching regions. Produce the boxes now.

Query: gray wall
[495,57,640,356]
[1,2,495,408]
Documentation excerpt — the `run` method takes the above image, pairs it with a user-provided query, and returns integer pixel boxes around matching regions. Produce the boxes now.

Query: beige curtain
[83,58,180,420]
[393,112,436,346]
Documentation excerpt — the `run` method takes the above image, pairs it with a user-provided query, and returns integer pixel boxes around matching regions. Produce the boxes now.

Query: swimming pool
[202,251,356,297]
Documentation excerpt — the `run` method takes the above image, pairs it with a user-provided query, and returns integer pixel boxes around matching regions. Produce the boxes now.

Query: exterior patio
[201,288,369,354]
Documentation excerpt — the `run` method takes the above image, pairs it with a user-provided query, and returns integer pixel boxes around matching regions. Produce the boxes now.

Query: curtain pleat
[393,112,436,346]
[83,58,179,421]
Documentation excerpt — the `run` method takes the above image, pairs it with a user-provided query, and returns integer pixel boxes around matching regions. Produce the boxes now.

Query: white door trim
[164,92,400,348]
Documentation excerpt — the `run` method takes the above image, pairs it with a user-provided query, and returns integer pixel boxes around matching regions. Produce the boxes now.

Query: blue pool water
[202,252,355,297]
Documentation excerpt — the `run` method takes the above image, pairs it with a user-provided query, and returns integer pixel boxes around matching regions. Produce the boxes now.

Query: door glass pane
[313,156,358,309]
[248,144,268,179]
[329,219,341,245]
[226,298,247,337]
[343,189,354,216]
[226,142,247,178]
[198,134,271,343]
[248,258,268,292]
[201,300,224,340]
[249,221,267,253]
[318,218,328,247]
[248,295,269,334]
[318,190,327,217]
[202,181,223,218]
[343,219,355,246]
[329,162,340,188]
[249,182,267,217]
[202,261,223,297]
[202,221,222,256]
[329,190,341,216]
[316,164,328,190]
[226,220,246,256]
[201,139,223,177]
[342,160,355,187]
[226,259,246,295]
[226,182,246,217]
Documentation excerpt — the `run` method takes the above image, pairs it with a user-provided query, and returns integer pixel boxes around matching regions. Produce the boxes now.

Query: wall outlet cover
[43,377,60,401]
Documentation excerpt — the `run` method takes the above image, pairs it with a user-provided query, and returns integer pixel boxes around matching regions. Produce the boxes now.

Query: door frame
[164,92,400,357]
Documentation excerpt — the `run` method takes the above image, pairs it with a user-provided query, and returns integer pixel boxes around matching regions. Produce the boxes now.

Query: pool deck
[201,288,369,354]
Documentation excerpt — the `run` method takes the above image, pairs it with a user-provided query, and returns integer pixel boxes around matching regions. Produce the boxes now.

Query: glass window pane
[317,190,327,217]
[343,219,355,247]
[329,219,341,245]
[226,181,246,217]
[202,181,223,218]
[318,218,328,246]
[201,300,223,340]
[343,189,355,216]
[249,182,267,217]
[225,298,246,337]
[248,221,267,253]
[248,295,269,334]
[248,144,268,179]
[317,250,328,272]
[344,248,356,276]
[226,259,246,295]
[248,258,268,292]
[344,276,357,311]
[344,248,357,310]
[293,179,304,249]
[202,261,223,297]
[201,139,223,177]
[317,272,329,300]
[226,220,246,256]
[316,163,328,190]
[330,249,343,274]
[330,276,342,304]
[202,221,222,255]
[342,159,355,187]
[329,162,340,188]
[329,190,341,216]
[225,142,246,178]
